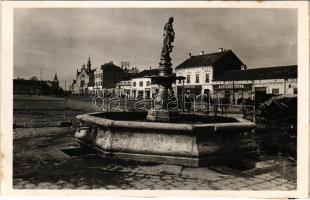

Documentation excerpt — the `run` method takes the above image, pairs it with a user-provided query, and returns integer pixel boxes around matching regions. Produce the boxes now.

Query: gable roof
[213,65,297,81]
[176,50,242,70]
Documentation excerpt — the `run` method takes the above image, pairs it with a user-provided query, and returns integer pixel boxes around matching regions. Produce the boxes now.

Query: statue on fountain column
[161,17,175,62]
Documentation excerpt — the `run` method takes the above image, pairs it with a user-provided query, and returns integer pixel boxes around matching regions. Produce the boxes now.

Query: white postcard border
[1,1,309,198]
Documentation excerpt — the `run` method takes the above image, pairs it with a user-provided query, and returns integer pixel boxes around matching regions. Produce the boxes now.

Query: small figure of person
[184,93,191,112]
[222,97,230,115]
[213,95,219,116]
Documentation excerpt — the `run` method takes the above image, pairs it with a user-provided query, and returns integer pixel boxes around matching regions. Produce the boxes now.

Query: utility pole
[232,71,235,104]
[40,68,42,81]
[182,79,185,112]
[39,68,42,94]
[284,78,287,94]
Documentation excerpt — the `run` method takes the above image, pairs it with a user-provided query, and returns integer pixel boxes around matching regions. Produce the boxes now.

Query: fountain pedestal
[146,46,179,122]
[147,110,179,122]
[146,73,180,122]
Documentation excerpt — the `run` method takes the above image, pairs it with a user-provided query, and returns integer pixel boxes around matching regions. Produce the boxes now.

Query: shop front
[177,85,202,96]
[213,83,253,104]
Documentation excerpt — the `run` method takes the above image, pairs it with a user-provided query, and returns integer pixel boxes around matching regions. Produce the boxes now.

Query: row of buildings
[71,49,297,104]
[13,74,61,95]
[71,57,139,95]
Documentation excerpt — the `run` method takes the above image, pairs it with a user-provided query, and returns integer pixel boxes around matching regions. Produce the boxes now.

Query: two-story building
[130,69,158,99]
[175,49,246,97]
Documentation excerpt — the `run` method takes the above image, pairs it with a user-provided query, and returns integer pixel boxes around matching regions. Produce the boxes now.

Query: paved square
[13,127,297,190]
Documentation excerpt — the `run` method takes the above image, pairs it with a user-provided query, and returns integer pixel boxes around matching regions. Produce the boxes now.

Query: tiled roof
[213,65,297,81]
[176,50,235,69]
[101,62,124,72]
[14,79,42,86]
[13,79,53,88]
[132,69,159,78]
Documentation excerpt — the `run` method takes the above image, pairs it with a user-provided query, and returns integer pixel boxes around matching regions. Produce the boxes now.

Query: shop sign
[213,84,252,90]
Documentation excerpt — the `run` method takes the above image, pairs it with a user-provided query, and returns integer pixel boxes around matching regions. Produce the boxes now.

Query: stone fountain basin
[75,112,257,167]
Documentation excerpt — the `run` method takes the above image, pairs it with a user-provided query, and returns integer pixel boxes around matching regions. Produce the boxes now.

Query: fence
[92,97,256,122]
[13,96,255,125]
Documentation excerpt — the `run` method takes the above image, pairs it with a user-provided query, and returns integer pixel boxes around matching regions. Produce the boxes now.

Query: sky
[14,8,297,88]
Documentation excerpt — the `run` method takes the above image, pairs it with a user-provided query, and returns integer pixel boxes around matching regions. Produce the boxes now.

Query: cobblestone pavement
[13,127,297,190]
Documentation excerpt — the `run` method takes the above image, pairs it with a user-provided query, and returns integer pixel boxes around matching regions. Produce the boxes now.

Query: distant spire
[53,73,58,82]
[87,56,91,70]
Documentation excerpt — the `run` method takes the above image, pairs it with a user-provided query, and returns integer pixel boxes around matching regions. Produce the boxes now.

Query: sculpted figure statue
[161,17,175,60]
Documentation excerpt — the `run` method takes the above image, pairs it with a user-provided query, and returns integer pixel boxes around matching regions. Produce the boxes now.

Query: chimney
[200,51,204,55]
[149,67,152,70]
[218,48,224,52]
[189,53,192,58]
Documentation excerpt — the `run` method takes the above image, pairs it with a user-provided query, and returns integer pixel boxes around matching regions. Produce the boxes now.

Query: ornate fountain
[146,17,179,122]
[74,18,257,167]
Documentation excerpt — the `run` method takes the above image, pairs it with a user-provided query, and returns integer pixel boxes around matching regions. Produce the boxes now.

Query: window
[80,80,85,87]
[294,88,297,94]
[178,79,182,84]
[139,81,143,87]
[186,75,190,84]
[133,82,136,87]
[205,73,210,83]
[146,81,151,86]
[138,90,144,97]
[195,74,200,83]
[272,88,279,95]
